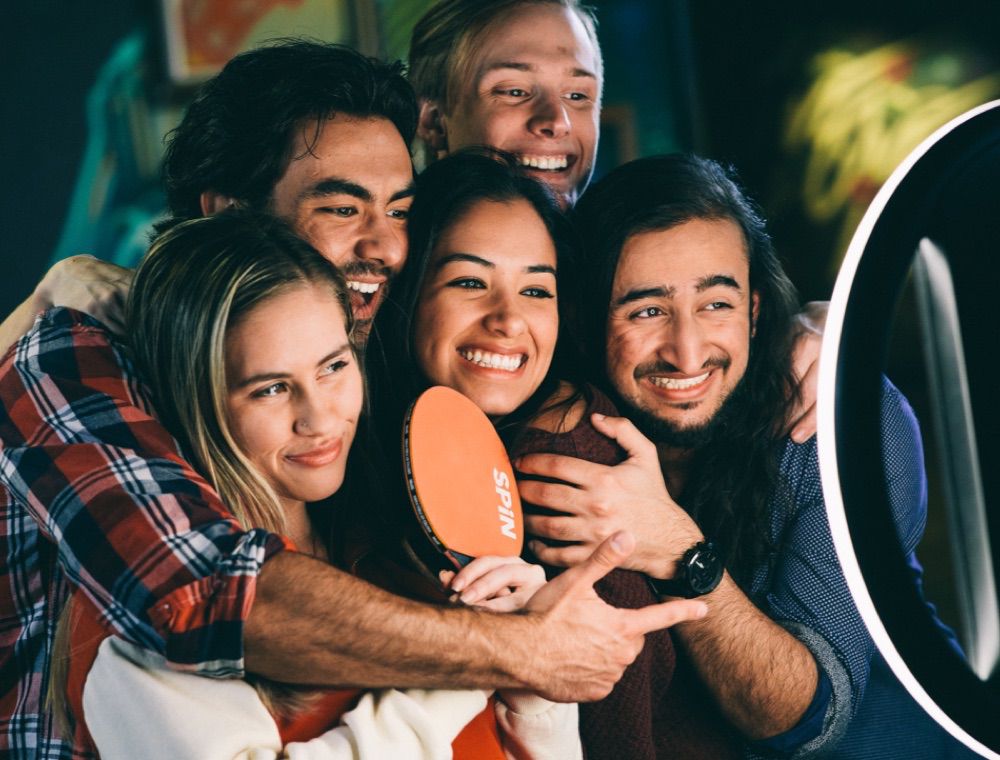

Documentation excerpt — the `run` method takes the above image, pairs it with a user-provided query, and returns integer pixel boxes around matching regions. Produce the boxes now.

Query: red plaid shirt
[0,309,290,758]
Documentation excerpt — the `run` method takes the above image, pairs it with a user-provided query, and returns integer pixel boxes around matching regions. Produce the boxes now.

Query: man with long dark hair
[518,154,952,757]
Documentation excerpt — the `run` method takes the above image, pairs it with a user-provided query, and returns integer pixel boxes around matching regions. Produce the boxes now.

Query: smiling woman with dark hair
[365,149,704,760]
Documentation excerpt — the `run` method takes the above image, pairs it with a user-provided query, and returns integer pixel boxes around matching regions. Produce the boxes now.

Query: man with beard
[0,44,702,758]
[516,154,966,758]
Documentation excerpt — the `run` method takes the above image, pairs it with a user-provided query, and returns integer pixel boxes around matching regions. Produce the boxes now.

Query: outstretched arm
[518,415,820,738]
[247,534,707,700]
[1,311,703,696]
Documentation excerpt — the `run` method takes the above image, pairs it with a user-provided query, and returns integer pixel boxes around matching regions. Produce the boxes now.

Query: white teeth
[518,155,568,171]
[459,350,526,372]
[648,372,710,390]
[347,281,380,294]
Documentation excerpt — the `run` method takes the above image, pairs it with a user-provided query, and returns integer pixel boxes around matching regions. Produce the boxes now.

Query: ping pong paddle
[402,385,524,573]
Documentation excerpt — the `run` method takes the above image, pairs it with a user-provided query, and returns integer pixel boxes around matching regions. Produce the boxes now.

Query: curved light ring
[818,99,1000,759]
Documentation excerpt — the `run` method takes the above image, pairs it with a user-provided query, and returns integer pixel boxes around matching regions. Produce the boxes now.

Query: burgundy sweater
[513,387,741,760]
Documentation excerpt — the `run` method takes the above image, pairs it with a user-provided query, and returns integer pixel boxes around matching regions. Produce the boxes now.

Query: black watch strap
[646,540,723,599]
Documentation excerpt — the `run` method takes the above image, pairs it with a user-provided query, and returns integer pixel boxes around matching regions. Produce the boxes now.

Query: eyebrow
[433,253,556,276]
[484,61,597,81]
[614,285,675,307]
[301,178,415,204]
[233,343,351,389]
[613,275,742,307]
[696,274,742,292]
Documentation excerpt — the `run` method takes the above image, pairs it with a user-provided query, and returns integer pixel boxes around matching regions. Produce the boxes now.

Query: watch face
[687,547,723,595]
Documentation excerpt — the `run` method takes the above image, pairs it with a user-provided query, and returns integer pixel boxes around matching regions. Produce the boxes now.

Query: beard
[623,373,750,450]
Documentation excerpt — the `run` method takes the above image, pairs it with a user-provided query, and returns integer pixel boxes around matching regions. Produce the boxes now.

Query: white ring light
[819,99,1000,758]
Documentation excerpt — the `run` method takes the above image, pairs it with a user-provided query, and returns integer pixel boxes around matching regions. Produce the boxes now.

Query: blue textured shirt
[745,377,974,758]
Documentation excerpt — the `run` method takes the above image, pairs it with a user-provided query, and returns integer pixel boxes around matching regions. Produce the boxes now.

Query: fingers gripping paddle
[403,386,524,571]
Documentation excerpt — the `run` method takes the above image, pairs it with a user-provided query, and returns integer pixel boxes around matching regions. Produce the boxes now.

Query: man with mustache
[518,154,971,758]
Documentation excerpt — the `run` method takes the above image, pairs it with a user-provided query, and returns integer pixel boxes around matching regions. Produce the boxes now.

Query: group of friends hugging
[0,1,974,759]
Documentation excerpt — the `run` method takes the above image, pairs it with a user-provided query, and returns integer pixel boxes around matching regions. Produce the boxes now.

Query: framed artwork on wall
[160,0,376,85]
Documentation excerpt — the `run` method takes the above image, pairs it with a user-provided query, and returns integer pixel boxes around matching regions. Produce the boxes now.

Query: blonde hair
[409,0,602,113]
[50,211,355,730]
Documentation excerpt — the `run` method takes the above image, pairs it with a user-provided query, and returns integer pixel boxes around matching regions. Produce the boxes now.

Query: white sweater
[82,636,582,760]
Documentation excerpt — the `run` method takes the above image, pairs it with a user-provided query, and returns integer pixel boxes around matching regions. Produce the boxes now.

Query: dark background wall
[3,1,152,316]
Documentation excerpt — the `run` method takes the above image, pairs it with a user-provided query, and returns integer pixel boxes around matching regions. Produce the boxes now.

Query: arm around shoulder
[0,307,287,673]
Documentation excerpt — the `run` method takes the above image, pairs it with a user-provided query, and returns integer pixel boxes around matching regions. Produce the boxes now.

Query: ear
[750,291,761,337]
[417,99,449,158]
[199,190,240,217]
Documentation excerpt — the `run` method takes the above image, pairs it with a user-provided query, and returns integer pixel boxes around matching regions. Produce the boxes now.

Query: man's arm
[0,256,132,354]
[516,414,829,738]
[247,535,707,701]
[1,309,705,697]
[670,574,819,739]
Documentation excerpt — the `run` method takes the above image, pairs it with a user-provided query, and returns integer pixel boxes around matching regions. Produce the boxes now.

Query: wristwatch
[645,541,723,599]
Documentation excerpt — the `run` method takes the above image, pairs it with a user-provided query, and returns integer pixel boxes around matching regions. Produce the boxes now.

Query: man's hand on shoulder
[786,300,829,444]
[0,255,132,355]
[34,255,134,334]
[516,414,702,578]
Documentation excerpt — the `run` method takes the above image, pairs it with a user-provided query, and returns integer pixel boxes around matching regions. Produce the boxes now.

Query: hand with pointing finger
[518,531,708,702]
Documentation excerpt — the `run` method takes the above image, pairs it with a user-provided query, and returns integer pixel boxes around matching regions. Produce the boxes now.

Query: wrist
[486,610,547,691]
[31,266,61,312]
[646,523,706,580]
[646,540,723,599]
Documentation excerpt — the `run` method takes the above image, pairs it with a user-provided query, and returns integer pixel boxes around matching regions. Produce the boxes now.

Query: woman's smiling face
[412,198,559,417]
[224,283,362,509]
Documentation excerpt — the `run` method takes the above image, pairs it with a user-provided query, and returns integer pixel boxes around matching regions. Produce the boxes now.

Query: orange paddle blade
[404,386,524,564]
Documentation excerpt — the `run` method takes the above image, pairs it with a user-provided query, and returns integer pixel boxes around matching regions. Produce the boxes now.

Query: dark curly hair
[160,39,417,224]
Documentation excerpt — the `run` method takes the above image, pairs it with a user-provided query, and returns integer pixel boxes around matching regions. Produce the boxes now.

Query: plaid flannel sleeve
[0,308,291,677]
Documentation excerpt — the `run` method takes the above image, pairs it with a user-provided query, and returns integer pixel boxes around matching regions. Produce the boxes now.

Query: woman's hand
[35,255,134,333]
[439,556,546,613]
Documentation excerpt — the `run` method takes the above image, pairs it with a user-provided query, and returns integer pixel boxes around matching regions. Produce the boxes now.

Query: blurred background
[3,0,1000,646]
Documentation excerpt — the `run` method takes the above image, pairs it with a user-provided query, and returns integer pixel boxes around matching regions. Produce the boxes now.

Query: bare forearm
[0,292,44,355]
[674,573,818,739]
[244,541,702,704]
[245,552,536,691]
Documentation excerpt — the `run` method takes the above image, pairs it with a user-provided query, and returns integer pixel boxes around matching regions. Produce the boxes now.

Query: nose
[527,91,571,139]
[292,387,339,438]
[659,311,709,375]
[483,290,528,338]
[353,213,407,273]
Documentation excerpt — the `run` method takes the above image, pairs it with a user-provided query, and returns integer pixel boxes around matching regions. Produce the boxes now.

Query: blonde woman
[50,211,579,759]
